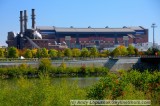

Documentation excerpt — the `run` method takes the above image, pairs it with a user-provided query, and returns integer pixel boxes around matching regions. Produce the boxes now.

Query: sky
[0,0,160,46]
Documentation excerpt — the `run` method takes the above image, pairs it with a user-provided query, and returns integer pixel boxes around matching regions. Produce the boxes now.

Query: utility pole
[151,23,157,48]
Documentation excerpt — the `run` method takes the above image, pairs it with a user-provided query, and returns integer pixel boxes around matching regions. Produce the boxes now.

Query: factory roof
[55,27,135,33]
[37,26,146,33]
[36,26,55,30]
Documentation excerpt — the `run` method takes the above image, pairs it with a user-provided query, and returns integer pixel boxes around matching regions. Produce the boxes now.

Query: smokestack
[20,11,23,33]
[31,9,36,29]
[24,10,28,32]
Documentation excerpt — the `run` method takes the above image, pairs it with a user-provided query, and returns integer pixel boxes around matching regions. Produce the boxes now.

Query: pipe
[20,11,23,33]
[24,10,28,32]
[31,9,35,29]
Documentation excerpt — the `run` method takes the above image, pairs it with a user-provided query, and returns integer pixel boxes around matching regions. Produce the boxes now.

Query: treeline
[0,58,109,78]
[0,45,160,58]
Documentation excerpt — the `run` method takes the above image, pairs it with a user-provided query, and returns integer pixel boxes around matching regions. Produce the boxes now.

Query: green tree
[90,47,99,58]
[0,48,4,58]
[36,49,41,58]
[72,48,81,57]
[24,49,33,58]
[111,47,120,57]
[31,49,37,58]
[112,45,128,56]
[48,49,58,58]
[81,48,89,57]
[8,47,19,58]
[57,50,64,58]
[64,48,72,57]
[127,45,135,55]
[100,50,110,57]
[41,48,48,58]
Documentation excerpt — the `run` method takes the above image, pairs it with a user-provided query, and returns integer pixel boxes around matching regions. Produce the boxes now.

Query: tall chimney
[31,9,36,29]
[24,10,28,32]
[20,11,23,33]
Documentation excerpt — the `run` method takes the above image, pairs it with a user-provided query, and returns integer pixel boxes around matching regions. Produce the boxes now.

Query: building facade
[6,9,148,50]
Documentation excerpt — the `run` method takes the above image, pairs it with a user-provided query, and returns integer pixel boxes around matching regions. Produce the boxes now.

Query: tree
[41,48,48,58]
[36,49,41,58]
[127,45,135,55]
[100,50,110,57]
[90,47,98,58]
[112,45,128,56]
[81,48,89,57]
[72,48,81,57]
[36,48,48,58]
[146,48,159,55]
[0,48,4,58]
[31,49,37,58]
[48,49,58,58]
[19,49,26,57]
[111,47,120,57]
[24,49,33,58]
[57,50,64,58]
[64,48,72,58]
[8,47,19,58]
[134,48,139,56]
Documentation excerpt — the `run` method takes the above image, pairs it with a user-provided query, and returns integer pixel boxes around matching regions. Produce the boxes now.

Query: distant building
[6,9,148,50]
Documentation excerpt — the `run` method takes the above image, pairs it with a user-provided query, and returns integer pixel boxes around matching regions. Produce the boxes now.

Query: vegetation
[64,48,72,58]
[81,48,89,58]
[1,45,160,59]
[7,47,19,58]
[90,47,98,58]
[0,70,160,105]
[111,45,128,56]
[87,70,160,105]
[48,49,58,58]
[0,59,109,78]
[0,75,86,105]
[24,49,33,58]
[38,58,52,73]
[0,48,4,58]
[127,44,135,55]
[72,48,81,57]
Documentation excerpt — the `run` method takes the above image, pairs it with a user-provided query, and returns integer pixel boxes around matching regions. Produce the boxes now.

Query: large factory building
[6,9,148,50]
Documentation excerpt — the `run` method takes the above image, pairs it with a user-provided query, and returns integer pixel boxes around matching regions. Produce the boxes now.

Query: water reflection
[52,77,101,88]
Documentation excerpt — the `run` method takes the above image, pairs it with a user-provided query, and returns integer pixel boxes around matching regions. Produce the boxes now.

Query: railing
[140,55,160,58]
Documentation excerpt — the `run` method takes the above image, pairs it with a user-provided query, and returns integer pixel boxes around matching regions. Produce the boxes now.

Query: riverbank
[0,70,160,105]
[0,64,109,79]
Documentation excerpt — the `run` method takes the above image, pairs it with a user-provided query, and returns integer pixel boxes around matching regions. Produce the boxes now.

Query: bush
[38,58,52,73]
[87,70,160,104]
[0,76,86,105]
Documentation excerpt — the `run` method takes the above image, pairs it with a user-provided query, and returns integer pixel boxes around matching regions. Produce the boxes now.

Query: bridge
[140,56,160,64]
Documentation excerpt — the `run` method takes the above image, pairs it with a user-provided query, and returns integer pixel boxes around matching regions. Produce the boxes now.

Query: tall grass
[0,74,86,106]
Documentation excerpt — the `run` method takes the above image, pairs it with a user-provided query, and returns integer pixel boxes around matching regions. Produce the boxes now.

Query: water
[0,77,101,88]
[52,77,101,88]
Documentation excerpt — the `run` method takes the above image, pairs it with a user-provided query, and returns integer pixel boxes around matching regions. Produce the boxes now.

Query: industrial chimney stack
[31,9,36,29]
[20,11,23,34]
[24,10,28,32]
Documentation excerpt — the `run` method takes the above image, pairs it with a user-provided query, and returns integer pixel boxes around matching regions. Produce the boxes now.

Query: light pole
[151,23,157,48]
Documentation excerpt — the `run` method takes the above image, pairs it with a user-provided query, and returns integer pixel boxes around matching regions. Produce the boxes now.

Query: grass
[0,74,87,106]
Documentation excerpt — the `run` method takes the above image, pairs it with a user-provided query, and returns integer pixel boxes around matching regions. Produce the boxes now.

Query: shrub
[38,58,52,73]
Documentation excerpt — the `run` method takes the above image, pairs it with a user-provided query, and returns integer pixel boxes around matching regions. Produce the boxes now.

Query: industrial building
[6,9,148,50]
